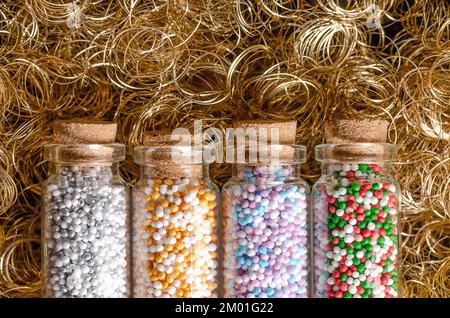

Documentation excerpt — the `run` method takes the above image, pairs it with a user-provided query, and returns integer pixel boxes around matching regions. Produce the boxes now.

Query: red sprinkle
[374,190,383,198]
[362,229,371,238]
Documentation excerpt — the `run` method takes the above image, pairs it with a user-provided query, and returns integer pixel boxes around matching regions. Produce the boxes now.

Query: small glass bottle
[312,120,401,298]
[132,131,219,298]
[222,120,310,298]
[42,120,130,298]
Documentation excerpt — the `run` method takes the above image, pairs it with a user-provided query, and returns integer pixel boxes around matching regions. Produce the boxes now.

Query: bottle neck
[50,162,120,176]
[232,164,299,179]
[320,162,392,176]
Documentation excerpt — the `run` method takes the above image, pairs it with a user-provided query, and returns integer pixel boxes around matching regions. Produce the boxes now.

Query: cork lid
[135,129,202,178]
[232,119,297,145]
[230,119,300,165]
[44,118,124,164]
[143,129,190,146]
[324,119,388,143]
[317,119,395,162]
[53,118,117,144]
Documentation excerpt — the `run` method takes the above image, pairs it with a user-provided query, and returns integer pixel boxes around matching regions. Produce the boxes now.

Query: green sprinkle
[372,183,380,190]
[338,220,346,228]
[358,264,366,273]
[351,182,361,191]
[339,240,346,248]
[344,292,353,298]
[353,258,361,265]
[371,207,380,214]
[347,248,355,255]
[340,273,348,281]
[359,164,368,172]
[339,201,347,210]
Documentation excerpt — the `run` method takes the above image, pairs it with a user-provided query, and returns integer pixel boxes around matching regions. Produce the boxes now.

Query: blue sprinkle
[237,246,247,256]
[288,275,296,284]
[259,260,269,268]
[280,191,287,200]
[267,288,275,297]
[297,287,306,294]
[257,206,265,216]
[238,256,245,264]
[253,288,262,296]
[258,246,267,254]
[289,259,300,266]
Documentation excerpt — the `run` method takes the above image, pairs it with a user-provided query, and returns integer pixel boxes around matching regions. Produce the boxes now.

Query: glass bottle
[42,143,130,298]
[312,143,401,298]
[132,144,219,298]
[222,145,310,298]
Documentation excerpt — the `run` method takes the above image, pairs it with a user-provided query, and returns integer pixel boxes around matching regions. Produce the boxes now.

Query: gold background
[0,1,448,297]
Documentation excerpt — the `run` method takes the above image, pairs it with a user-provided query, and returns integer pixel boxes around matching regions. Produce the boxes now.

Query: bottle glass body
[132,146,220,298]
[222,159,310,298]
[42,144,130,298]
[312,144,401,298]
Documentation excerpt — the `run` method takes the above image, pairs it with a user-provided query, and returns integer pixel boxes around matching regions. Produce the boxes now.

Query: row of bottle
[41,119,400,298]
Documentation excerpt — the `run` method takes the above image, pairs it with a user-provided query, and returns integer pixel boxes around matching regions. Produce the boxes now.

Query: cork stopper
[324,119,388,144]
[46,118,122,165]
[318,119,394,162]
[231,119,298,164]
[139,130,202,178]
[233,119,297,144]
[143,129,191,147]
[53,118,117,144]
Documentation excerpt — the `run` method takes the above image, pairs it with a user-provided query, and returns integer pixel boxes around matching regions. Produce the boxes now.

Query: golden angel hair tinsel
[0,0,448,297]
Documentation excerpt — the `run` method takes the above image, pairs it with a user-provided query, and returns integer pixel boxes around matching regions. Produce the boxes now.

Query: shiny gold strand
[0,0,449,297]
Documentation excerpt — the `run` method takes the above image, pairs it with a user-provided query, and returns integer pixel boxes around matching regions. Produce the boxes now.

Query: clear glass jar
[132,145,220,298]
[42,144,130,298]
[222,145,310,298]
[312,143,401,298]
